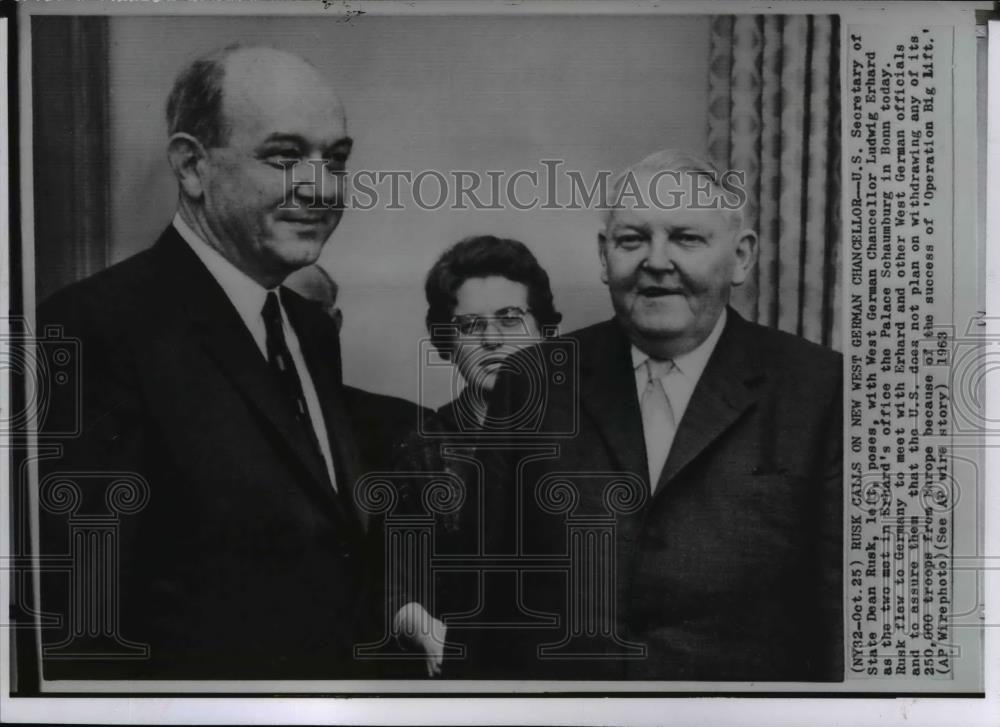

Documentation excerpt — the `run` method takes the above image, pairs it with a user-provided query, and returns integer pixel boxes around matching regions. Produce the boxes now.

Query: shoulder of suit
[342,385,431,420]
[540,319,621,364]
[37,245,163,339]
[553,314,842,383]
[435,397,461,425]
[720,315,843,416]
[493,318,618,374]
[561,318,619,345]
[734,315,842,376]
[41,246,160,305]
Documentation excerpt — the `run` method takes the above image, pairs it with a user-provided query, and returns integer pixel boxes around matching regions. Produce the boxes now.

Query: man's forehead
[221,50,347,144]
[627,168,731,202]
[606,204,736,231]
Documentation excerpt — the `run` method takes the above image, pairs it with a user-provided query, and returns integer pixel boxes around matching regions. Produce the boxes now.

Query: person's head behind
[425,235,562,394]
[598,148,757,359]
[284,264,343,332]
[166,45,352,288]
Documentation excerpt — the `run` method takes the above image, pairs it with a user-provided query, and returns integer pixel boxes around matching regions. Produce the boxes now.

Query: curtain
[32,16,111,303]
[707,15,841,350]
[12,16,112,695]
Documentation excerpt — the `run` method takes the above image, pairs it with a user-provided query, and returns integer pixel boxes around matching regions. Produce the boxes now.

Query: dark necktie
[261,290,329,484]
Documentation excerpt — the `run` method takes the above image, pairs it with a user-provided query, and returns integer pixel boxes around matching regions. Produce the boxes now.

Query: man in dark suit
[36,45,405,679]
[477,149,843,681]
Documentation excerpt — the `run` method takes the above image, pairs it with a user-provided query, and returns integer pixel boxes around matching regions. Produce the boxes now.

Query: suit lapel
[282,289,368,532]
[655,309,763,493]
[152,229,347,518]
[579,321,649,482]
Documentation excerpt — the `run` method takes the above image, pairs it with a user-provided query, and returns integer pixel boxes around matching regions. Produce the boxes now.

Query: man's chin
[270,238,328,272]
[286,227,335,247]
[627,313,691,341]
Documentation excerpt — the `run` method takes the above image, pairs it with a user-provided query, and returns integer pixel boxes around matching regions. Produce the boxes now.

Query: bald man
[37,46,384,679]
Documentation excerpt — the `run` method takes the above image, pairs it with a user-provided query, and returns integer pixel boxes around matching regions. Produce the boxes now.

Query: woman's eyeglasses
[450,307,533,336]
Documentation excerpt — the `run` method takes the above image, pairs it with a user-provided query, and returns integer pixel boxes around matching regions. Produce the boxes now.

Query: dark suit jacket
[343,382,428,476]
[35,226,420,679]
[435,388,481,434]
[483,309,843,681]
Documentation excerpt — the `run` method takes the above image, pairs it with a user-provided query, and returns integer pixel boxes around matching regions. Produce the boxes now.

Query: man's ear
[730,229,758,287]
[167,133,208,200]
[597,232,609,285]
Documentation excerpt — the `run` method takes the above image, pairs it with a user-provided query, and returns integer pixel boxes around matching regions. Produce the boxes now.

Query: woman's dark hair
[425,235,563,358]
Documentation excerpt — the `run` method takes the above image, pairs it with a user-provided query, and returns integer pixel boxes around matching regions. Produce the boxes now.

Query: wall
[108,14,710,406]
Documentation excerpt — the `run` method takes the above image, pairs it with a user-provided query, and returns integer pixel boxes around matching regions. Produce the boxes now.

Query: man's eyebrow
[324,137,354,157]
[255,134,354,156]
[668,223,713,235]
[258,133,308,148]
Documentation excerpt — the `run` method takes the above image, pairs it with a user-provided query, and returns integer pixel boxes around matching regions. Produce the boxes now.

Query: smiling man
[35,46,390,679]
[486,149,843,681]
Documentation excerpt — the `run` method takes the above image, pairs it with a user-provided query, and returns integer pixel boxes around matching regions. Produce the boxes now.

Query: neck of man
[176,200,286,289]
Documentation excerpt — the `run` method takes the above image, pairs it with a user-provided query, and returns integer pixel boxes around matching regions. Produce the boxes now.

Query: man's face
[599,174,755,356]
[199,52,351,286]
[451,276,542,393]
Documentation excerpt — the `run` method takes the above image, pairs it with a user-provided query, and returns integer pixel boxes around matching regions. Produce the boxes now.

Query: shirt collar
[173,212,275,328]
[630,307,728,381]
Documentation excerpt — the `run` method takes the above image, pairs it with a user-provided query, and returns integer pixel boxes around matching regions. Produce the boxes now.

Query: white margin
[1,1,997,725]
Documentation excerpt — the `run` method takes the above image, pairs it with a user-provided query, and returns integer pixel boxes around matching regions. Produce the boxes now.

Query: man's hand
[393,602,447,677]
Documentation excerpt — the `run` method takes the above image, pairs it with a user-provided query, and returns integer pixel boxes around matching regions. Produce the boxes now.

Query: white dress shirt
[631,308,728,434]
[173,213,339,492]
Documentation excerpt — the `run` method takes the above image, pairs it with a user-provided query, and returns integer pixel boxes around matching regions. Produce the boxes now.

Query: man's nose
[643,234,675,272]
[293,159,344,209]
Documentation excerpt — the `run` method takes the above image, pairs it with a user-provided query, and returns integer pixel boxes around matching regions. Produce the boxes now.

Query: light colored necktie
[640,358,677,492]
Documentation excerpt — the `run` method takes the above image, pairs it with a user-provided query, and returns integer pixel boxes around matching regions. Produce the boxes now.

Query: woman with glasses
[425,235,563,430]
[390,235,562,678]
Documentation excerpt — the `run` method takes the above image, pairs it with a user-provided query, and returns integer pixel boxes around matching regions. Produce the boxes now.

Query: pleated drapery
[32,16,112,304]
[707,15,842,350]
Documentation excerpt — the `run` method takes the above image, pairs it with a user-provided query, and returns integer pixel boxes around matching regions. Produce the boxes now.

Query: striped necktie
[261,290,331,488]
